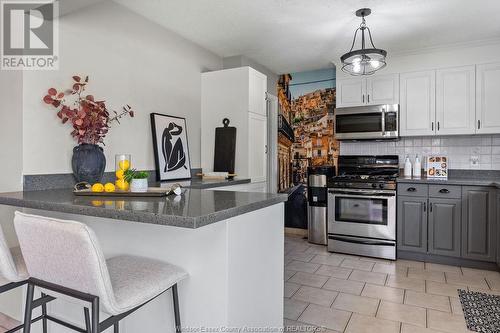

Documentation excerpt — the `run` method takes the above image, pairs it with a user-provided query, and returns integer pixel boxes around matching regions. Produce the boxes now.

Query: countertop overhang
[0,188,287,229]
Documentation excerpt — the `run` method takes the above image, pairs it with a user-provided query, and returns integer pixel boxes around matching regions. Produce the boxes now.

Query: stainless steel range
[327,155,399,260]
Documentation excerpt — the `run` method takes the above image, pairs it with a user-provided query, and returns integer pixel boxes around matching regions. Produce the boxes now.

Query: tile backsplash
[339,135,500,170]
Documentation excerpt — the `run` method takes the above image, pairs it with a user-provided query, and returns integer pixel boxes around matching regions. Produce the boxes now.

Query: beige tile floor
[283,235,500,333]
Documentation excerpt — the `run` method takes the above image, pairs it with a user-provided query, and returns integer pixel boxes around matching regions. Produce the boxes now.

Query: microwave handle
[381,107,386,136]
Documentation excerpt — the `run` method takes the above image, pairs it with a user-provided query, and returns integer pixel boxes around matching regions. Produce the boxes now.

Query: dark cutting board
[214,118,236,174]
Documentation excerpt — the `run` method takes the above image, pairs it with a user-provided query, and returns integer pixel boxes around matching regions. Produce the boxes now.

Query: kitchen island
[0,188,287,332]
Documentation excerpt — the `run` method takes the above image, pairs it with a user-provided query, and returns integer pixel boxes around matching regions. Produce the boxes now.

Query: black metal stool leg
[84,307,91,333]
[114,322,119,333]
[23,283,35,333]
[91,297,100,333]
[172,284,181,333]
[41,292,48,333]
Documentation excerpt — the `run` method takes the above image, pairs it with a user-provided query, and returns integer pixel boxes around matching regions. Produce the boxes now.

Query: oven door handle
[329,235,395,247]
[329,190,396,198]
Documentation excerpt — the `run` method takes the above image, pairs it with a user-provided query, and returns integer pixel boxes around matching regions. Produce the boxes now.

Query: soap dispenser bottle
[414,155,422,178]
[404,155,412,178]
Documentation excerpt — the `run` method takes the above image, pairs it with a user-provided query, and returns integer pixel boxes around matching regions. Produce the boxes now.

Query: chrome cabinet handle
[439,188,450,194]
[431,122,434,131]
[478,120,481,129]
[362,95,365,103]
[423,202,426,212]
[407,187,417,192]
[437,122,440,131]
[368,94,370,103]
[430,202,433,212]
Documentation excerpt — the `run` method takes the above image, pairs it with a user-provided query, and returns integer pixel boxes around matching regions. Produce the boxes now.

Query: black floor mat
[458,289,500,333]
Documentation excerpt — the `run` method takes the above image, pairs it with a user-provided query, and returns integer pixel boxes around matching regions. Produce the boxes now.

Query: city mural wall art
[277,68,339,188]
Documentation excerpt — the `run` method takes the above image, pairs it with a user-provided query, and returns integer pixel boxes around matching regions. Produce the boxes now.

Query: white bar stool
[14,212,188,333]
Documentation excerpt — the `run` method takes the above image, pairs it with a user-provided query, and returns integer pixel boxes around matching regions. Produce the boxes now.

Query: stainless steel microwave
[335,104,399,140]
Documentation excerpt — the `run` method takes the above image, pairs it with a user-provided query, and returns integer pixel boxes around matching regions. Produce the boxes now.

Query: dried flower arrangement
[43,75,134,145]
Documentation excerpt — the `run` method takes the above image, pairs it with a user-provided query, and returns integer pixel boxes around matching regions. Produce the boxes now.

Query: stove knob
[371,183,378,188]
[379,183,385,189]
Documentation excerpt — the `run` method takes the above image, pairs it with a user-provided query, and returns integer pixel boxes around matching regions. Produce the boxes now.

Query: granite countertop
[155,177,251,189]
[397,176,500,187]
[0,188,287,228]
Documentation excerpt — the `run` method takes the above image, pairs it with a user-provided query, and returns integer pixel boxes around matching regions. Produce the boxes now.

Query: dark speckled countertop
[397,176,500,187]
[0,188,287,228]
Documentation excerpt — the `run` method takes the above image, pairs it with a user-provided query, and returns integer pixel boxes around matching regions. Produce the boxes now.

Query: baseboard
[398,251,500,272]
[285,227,307,237]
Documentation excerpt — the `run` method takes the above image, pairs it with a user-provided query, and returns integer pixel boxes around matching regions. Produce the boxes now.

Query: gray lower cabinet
[497,192,500,268]
[461,186,497,262]
[428,198,461,257]
[397,196,427,253]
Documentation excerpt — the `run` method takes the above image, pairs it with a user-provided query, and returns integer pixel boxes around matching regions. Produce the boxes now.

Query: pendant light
[340,8,387,76]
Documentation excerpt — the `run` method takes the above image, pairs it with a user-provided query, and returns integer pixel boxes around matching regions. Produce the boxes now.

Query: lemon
[119,160,130,171]
[115,179,129,191]
[104,183,116,193]
[115,169,125,179]
[91,183,104,193]
[91,200,104,207]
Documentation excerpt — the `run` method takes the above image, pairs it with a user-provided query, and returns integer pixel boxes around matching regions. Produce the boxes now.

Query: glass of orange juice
[115,154,131,191]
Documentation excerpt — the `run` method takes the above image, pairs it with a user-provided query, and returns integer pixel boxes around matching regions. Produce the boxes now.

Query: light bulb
[370,60,380,69]
[352,57,361,64]
[353,64,361,73]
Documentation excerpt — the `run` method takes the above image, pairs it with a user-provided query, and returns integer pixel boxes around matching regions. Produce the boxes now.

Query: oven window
[336,113,382,133]
[335,196,387,225]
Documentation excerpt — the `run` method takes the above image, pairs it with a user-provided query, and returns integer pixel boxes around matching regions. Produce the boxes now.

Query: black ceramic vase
[72,144,106,183]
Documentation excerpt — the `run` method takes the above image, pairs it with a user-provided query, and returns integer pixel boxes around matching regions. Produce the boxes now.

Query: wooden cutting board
[214,118,236,174]
[73,187,168,197]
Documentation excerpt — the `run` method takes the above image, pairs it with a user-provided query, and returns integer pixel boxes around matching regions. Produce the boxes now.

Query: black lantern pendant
[340,8,387,76]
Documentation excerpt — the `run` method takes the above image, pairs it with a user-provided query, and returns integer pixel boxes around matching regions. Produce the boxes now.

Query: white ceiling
[113,0,500,74]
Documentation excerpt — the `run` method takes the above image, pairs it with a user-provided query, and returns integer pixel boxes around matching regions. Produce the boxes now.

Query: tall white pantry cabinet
[201,67,268,183]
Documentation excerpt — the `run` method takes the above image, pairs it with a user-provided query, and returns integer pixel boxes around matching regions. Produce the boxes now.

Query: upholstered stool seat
[14,212,188,333]
[106,255,187,315]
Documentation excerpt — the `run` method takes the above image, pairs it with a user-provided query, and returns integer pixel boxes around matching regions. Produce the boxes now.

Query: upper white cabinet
[400,71,436,136]
[436,66,476,135]
[366,74,400,105]
[201,67,267,182]
[336,74,399,107]
[476,63,500,134]
[336,77,366,107]
[249,69,267,116]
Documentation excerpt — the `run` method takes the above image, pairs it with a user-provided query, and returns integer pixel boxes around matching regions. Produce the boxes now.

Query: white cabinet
[337,78,366,107]
[476,62,500,134]
[400,71,436,136]
[248,112,267,182]
[435,66,476,135]
[201,67,268,182]
[366,74,399,105]
[337,74,399,107]
[249,70,267,116]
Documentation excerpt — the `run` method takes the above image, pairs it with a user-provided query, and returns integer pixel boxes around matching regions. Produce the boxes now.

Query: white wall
[336,41,500,79]
[22,0,222,175]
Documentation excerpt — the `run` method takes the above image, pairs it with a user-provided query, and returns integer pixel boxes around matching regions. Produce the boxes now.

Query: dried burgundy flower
[43,75,134,145]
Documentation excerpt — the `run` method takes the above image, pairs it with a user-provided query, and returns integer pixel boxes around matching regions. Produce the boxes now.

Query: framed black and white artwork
[150,113,192,181]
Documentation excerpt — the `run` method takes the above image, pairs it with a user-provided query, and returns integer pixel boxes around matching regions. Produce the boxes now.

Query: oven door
[328,189,396,240]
